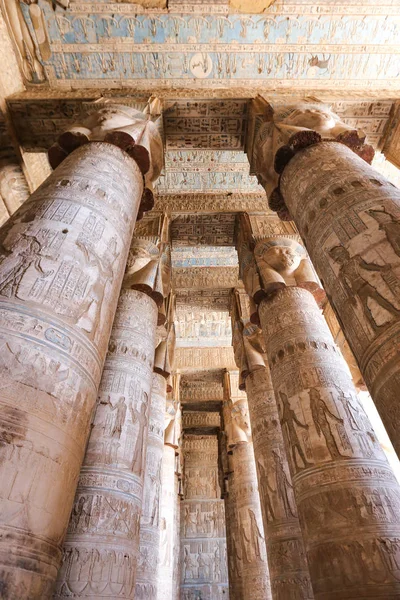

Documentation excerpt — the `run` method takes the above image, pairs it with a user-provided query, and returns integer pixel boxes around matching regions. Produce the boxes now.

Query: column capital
[124,217,171,317]
[237,214,323,306]
[48,101,164,218]
[246,96,374,220]
[223,371,252,448]
[231,288,267,386]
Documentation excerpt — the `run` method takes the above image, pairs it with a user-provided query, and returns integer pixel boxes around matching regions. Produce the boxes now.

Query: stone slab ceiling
[11,1,400,94]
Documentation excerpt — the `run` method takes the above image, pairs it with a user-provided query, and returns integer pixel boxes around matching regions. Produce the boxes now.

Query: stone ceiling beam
[173,266,239,290]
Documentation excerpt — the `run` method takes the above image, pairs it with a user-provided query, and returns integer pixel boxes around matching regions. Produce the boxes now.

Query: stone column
[0,104,163,599]
[157,444,177,600]
[240,233,400,599]
[248,98,400,457]
[223,371,272,600]
[135,372,168,600]
[231,289,314,600]
[54,230,171,598]
[156,368,179,600]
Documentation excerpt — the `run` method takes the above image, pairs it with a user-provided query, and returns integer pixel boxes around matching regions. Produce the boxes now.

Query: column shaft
[280,142,400,456]
[246,367,314,600]
[157,444,177,599]
[135,373,167,600]
[259,286,400,599]
[229,442,271,600]
[55,288,157,598]
[224,469,244,600]
[0,143,142,598]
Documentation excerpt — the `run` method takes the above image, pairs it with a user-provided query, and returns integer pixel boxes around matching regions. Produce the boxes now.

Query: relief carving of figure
[240,509,265,563]
[254,237,321,299]
[272,450,297,518]
[309,387,345,460]
[368,208,400,258]
[130,397,148,476]
[76,235,119,337]
[0,232,52,299]
[329,245,400,330]
[184,547,197,580]
[230,400,251,445]
[149,460,162,526]
[106,396,127,439]
[279,391,313,471]
[257,459,276,523]
[197,552,209,580]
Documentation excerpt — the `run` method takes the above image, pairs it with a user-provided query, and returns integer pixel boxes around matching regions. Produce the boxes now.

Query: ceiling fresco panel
[9,2,398,92]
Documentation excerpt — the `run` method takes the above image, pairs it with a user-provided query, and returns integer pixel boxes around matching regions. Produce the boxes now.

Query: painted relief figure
[130,398,148,476]
[368,208,400,258]
[0,233,52,299]
[329,245,400,330]
[279,391,313,471]
[309,388,345,460]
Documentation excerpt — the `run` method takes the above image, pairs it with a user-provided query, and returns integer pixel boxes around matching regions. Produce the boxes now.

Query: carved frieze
[175,347,237,370]
[173,267,239,290]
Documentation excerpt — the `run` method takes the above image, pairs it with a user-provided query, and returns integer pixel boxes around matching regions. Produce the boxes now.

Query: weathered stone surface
[245,367,314,600]
[157,444,177,599]
[229,0,276,13]
[136,373,167,600]
[54,289,158,599]
[280,141,400,459]
[260,286,400,599]
[0,142,143,598]
[181,434,229,600]
[223,373,272,600]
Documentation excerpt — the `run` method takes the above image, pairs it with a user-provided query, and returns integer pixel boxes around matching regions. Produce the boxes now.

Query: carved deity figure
[272,450,297,518]
[130,399,148,475]
[329,244,400,330]
[279,391,313,471]
[0,232,52,299]
[257,459,276,523]
[184,547,197,580]
[252,99,361,195]
[149,460,162,526]
[124,237,165,306]
[368,208,400,258]
[309,388,345,460]
[107,396,127,439]
[228,399,252,446]
[254,237,320,298]
[240,509,265,563]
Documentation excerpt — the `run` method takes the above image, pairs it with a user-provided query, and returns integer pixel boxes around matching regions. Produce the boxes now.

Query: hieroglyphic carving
[155,193,269,214]
[279,140,400,459]
[136,373,167,600]
[176,347,237,371]
[231,289,313,599]
[0,142,142,598]
[181,434,229,599]
[183,412,220,429]
[222,375,272,600]
[171,213,236,246]
[55,288,158,599]
[157,444,177,600]
[173,266,239,290]
[260,286,400,599]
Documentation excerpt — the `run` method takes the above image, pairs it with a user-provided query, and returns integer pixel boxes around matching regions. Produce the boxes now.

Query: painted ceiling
[21,1,400,93]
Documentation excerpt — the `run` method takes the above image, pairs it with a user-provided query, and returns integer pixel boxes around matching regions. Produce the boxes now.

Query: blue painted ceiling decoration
[19,1,400,91]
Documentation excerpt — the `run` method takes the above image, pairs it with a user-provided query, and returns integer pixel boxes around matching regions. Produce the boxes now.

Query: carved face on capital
[285,106,337,133]
[262,245,302,274]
